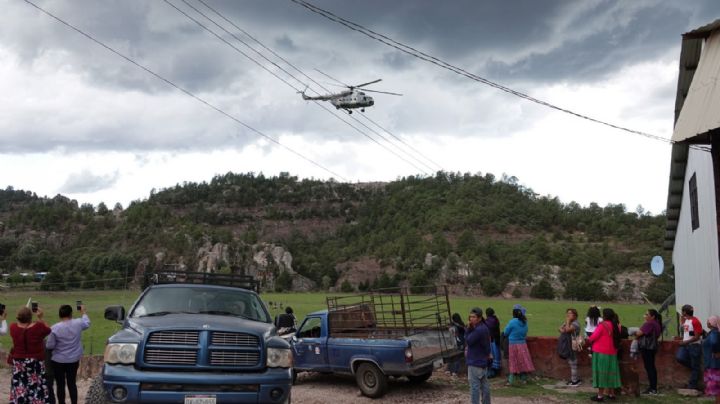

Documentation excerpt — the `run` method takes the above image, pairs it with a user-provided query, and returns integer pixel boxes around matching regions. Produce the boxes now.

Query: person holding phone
[46,304,91,404]
[9,305,52,403]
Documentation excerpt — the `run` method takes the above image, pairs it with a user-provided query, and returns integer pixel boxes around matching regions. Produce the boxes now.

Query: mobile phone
[31,301,38,313]
[76,300,82,311]
[0,303,5,316]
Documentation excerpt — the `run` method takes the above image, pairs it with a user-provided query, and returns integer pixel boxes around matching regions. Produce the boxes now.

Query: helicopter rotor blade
[355,79,382,88]
[314,69,349,87]
[361,88,403,96]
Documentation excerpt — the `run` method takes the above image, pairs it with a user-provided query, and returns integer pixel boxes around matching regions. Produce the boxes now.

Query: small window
[689,172,699,231]
[297,317,322,339]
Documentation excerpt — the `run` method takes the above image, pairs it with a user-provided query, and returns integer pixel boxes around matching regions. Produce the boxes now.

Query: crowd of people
[450,303,720,404]
[1,303,90,404]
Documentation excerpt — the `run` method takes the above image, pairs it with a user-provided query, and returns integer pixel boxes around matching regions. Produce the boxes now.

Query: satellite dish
[650,256,664,276]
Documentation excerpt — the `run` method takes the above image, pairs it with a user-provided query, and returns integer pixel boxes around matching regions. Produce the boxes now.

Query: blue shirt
[503,318,528,345]
[46,314,90,363]
[465,322,491,368]
[703,328,720,369]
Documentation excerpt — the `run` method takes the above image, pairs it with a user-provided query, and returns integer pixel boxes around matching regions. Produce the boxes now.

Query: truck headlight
[104,343,138,365]
[266,347,293,368]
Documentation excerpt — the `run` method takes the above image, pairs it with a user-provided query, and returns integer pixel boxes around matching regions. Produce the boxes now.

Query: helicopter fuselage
[330,90,374,110]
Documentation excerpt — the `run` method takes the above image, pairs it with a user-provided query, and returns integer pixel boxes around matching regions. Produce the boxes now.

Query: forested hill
[0,172,673,302]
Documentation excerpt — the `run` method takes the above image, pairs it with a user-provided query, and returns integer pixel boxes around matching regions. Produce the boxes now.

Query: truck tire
[407,371,432,384]
[355,362,388,398]
[85,376,112,404]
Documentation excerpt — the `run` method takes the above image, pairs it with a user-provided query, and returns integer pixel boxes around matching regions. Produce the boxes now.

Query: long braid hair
[587,306,601,327]
[602,308,621,349]
[648,308,663,338]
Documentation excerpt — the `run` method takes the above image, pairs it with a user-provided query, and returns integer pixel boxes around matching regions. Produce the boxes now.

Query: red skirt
[508,343,535,374]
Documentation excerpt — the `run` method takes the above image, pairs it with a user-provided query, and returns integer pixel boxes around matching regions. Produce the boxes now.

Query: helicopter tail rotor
[297,85,310,100]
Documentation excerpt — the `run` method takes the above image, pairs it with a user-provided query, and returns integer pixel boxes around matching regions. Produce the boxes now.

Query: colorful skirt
[10,358,50,404]
[508,343,535,374]
[592,353,621,388]
[705,368,720,396]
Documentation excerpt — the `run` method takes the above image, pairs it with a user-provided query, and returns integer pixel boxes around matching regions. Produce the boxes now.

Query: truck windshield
[130,286,271,323]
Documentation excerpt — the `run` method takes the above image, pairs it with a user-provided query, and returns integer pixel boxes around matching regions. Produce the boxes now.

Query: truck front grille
[145,349,197,365]
[211,332,259,347]
[147,331,199,345]
[143,330,262,369]
[210,350,261,366]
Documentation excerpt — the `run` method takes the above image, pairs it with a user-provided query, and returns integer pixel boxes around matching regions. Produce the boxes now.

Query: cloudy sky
[1,0,718,213]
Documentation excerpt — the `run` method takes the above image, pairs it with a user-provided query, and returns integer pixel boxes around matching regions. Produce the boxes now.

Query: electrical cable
[167,0,434,174]
[22,0,348,182]
[194,0,444,170]
[291,0,712,154]
[357,113,444,171]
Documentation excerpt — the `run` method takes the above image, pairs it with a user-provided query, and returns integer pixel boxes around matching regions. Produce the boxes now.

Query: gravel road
[0,368,554,403]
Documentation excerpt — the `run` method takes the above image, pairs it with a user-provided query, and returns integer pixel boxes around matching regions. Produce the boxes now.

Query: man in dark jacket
[466,307,492,404]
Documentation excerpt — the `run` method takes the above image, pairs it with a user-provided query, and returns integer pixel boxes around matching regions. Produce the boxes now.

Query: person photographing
[46,303,91,404]
[9,305,52,403]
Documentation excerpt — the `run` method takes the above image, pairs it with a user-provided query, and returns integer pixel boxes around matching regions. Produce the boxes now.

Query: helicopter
[299,70,402,113]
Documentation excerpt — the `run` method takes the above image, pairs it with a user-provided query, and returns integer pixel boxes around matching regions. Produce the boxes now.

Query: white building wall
[673,147,720,325]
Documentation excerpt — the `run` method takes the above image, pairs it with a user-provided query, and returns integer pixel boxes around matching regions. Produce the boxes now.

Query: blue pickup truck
[290,287,460,398]
[86,272,293,404]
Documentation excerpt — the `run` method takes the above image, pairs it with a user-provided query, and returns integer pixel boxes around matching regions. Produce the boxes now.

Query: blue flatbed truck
[86,272,293,404]
[290,287,461,398]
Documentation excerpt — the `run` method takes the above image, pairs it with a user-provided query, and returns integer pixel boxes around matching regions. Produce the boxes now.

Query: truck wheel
[407,371,432,384]
[355,362,388,398]
[85,376,112,404]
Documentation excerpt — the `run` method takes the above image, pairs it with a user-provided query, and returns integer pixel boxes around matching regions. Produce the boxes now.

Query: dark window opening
[690,172,699,231]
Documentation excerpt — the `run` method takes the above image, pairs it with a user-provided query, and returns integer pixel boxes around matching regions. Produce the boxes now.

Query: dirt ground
[0,368,552,403]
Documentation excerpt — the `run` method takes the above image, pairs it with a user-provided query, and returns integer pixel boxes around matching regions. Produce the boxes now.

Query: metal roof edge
[665,144,689,250]
[684,19,720,39]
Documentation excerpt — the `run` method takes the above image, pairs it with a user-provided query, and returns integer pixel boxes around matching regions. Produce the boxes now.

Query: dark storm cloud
[381,52,413,70]
[60,169,119,193]
[274,34,297,52]
[3,0,719,154]
[9,0,720,91]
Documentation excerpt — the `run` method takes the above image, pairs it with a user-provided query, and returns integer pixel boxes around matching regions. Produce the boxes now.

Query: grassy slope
[0,290,677,356]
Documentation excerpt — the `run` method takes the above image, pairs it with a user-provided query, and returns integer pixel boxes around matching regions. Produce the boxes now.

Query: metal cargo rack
[145,271,260,293]
[326,285,452,338]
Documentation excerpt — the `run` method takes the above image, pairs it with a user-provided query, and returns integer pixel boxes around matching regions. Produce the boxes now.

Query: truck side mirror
[105,305,126,322]
[292,335,298,343]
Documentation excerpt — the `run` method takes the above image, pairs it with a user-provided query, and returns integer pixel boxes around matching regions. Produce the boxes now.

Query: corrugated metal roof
[664,35,703,250]
[684,19,720,39]
[672,30,720,142]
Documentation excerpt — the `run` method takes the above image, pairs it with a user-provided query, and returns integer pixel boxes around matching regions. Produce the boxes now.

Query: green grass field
[0,290,677,356]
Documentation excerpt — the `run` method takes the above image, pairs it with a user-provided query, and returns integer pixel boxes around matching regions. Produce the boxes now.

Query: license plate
[433,358,443,369]
[184,395,216,404]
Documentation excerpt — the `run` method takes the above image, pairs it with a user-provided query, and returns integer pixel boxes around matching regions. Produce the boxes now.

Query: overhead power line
[22,0,348,182]
[291,0,711,153]
[168,0,437,174]
[195,0,443,171]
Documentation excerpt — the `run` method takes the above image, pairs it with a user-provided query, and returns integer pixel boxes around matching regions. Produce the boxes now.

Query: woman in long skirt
[9,306,52,404]
[588,308,622,401]
[503,305,535,385]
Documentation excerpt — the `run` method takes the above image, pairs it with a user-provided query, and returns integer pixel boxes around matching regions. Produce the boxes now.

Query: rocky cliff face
[190,241,315,291]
